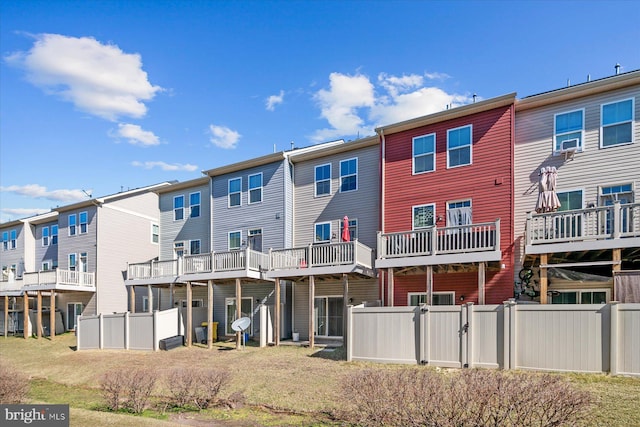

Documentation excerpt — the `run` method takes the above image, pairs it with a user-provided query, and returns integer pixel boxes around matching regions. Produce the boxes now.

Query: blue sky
[1,0,639,222]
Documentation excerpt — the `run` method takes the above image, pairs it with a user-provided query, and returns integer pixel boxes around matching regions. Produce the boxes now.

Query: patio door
[225,297,253,336]
[314,296,343,337]
[67,302,83,330]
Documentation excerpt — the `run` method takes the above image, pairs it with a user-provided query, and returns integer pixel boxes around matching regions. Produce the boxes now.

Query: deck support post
[478,262,486,305]
[129,286,136,313]
[49,291,55,339]
[235,278,242,350]
[539,254,548,304]
[612,249,621,300]
[426,266,433,305]
[207,280,213,349]
[23,293,29,339]
[343,274,349,345]
[3,295,8,338]
[274,278,280,346]
[186,282,192,347]
[147,285,153,313]
[308,275,315,349]
[36,291,42,339]
[388,268,394,307]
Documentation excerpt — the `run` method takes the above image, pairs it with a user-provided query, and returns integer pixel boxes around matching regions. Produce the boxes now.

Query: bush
[101,368,157,413]
[0,361,29,404]
[165,368,230,410]
[340,368,592,427]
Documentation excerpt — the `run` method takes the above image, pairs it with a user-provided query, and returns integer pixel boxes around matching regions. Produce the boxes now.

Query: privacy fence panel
[77,315,100,349]
[347,302,639,376]
[103,314,126,349]
[129,313,155,350]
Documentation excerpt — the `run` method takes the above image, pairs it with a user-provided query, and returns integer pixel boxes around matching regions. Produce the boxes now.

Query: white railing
[377,220,500,259]
[526,202,639,245]
[0,278,24,291]
[269,240,373,270]
[22,269,95,287]
[183,253,212,274]
[127,259,178,280]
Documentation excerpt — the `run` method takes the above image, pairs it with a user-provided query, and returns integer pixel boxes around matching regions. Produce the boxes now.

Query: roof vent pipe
[587,74,591,82]
[473,93,477,103]
[615,63,621,75]
[567,78,570,87]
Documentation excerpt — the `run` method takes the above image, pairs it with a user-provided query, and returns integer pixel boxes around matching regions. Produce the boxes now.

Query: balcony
[376,220,502,269]
[126,248,271,285]
[22,269,96,292]
[267,240,375,278]
[0,275,24,296]
[525,202,640,254]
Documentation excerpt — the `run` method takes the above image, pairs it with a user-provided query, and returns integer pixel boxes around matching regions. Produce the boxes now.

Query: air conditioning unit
[560,138,578,152]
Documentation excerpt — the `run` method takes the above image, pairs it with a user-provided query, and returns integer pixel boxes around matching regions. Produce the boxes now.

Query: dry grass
[1,333,639,426]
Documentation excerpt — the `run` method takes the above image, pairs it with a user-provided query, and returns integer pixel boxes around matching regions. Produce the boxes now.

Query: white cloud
[5,33,162,120]
[114,123,160,146]
[208,124,241,149]
[0,184,90,202]
[131,161,198,172]
[266,90,285,111]
[311,71,473,141]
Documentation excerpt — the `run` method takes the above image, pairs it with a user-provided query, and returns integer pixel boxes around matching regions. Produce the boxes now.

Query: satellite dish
[231,316,251,332]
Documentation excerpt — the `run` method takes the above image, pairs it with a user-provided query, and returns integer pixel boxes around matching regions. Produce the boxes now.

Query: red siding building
[376,93,516,306]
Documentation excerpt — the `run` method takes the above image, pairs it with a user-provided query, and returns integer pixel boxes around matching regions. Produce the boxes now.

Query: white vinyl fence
[347,302,640,376]
[76,308,184,351]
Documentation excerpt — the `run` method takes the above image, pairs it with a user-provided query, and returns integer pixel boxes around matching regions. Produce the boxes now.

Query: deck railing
[377,219,500,259]
[269,240,373,270]
[526,202,639,245]
[22,269,95,287]
[127,248,268,280]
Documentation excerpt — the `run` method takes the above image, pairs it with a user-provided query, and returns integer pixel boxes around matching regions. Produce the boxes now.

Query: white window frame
[190,239,201,255]
[412,203,436,230]
[339,158,358,193]
[9,230,16,249]
[151,223,159,244]
[554,108,584,153]
[549,288,611,304]
[408,291,456,306]
[314,163,332,197]
[42,226,50,247]
[600,98,634,148]
[51,225,58,245]
[66,302,84,330]
[248,173,263,204]
[1,231,8,251]
[68,214,77,236]
[556,188,584,211]
[447,124,473,168]
[314,222,332,243]
[180,299,204,308]
[174,241,185,259]
[189,191,201,218]
[42,261,51,271]
[247,228,263,251]
[228,177,242,207]
[173,195,185,221]
[79,211,88,234]
[68,253,77,271]
[228,230,242,250]
[340,218,358,242]
[413,133,436,174]
[79,252,88,273]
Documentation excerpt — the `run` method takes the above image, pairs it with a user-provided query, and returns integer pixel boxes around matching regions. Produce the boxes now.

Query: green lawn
[1,333,638,426]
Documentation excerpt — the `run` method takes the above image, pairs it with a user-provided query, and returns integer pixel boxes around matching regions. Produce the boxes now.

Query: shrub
[101,368,157,413]
[340,368,592,427]
[0,361,29,404]
[165,368,230,410]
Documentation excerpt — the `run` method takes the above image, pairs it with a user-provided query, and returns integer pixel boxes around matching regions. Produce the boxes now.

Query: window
[69,253,77,271]
[408,292,455,306]
[228,231,241,250]
[314,222,331,243]
[557,190,583,211]
[229,178,241,207]
[340,158,358,192]
[413,133,436,174]
[9,230,16,249]
[189,192,201,218]
[51,225,58,245]
[42,226,50,246]
[447,125,472,168]
[69,214,77,236]
[601,99,634,147]
[79,252,88,272]
[554,109,584,152]
[1,231,7,250]
[190,239,201,255]
[142,296,161,312]
[248,228,263,252]
[67,303,83,330]
[180,299,203,308]
[446,200,472,227]
[551,289,609,304]
[174,241,185,258]
[174,195,185,221]
[315,163,331,196]
[42,261,51,271]
[152,224,159,244]
[248,173,263,204]
[413,204,435,229]
[79,211,88,234]
[600,184,634,234]
[340,218,357,241]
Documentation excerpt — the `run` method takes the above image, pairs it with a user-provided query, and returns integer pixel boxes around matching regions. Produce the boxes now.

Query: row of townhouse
[2,69,639,345]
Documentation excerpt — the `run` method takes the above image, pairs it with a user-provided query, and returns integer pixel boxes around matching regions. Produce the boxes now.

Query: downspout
[287,154,295,334]
[377,128,386,306]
